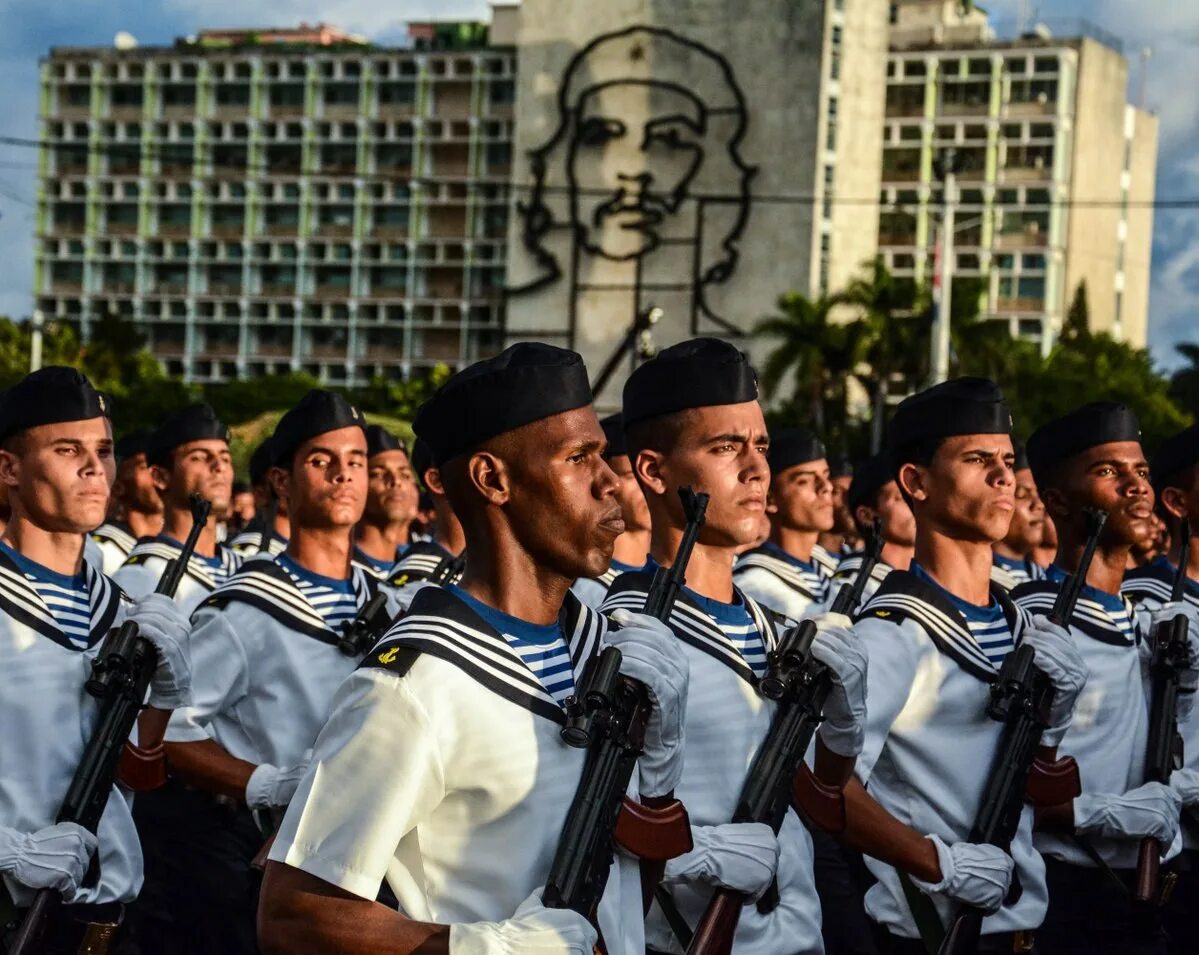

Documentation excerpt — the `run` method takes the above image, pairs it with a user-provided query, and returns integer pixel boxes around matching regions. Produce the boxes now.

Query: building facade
[880,0,1157,349]
[34,22,516,385]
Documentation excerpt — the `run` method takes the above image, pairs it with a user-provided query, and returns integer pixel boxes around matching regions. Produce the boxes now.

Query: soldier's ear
[1159,485,1188,523]
[632,448,667,499]
[1040,485,1070,523]
[897,462,928,503]
[468,450,510,507]
[0,449,18,490]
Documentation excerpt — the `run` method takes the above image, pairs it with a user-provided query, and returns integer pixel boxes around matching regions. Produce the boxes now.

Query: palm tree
[754,291,862,434]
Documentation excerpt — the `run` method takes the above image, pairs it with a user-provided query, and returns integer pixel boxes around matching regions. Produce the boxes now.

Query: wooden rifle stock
[938,508,1105,955]
[1135,518,1191,904]
[686,522,884,955]
[9,496,211,955]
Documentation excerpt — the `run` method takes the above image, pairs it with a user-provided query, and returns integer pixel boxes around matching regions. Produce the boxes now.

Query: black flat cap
[365,424,407,459]
[249,436,277,486]
[146,404,230,468]
[886,377,1012,452]
[114,429,152,464]
[1026,402,1142,486]
[847,453,895,514]
[413,342,593,466]
[829,454,853,480]
[410,438,434,488]
[768,427,827,475]
[1013,441,1030,473]
[599,413,627,459]
[0,367,109,442]
[622,338,758,427]
[1151,424,1199,491]
[272,390,366,466]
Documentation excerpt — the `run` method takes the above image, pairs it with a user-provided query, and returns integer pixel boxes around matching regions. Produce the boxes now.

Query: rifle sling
[897,871,946,955]
[1067,833,1137,900]
[653,884,694,950]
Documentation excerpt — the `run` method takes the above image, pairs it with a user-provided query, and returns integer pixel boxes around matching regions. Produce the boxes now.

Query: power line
[2,133,1195,210]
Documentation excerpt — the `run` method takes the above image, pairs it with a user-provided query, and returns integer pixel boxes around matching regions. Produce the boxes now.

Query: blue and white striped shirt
[914,563,1014,669]
[449,584,576,705]
[687,585,767,678]
[276,554,360,631]
[0,540,93,649]
[759,541,832,604]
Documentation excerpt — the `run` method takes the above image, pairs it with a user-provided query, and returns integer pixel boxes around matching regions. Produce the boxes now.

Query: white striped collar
[1012,580,1139,648]
[123,536,242,592]
[90,522,138,556]
[0,546,126,651]
[733,545,828,602]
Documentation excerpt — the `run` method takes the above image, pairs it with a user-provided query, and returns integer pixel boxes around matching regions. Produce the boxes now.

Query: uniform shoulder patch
[363,641,420,677]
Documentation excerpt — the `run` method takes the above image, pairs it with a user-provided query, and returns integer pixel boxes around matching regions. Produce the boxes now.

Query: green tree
[1060,281,1091,345]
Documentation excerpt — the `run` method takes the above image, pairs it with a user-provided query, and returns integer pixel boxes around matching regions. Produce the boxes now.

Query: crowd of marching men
[0,337,1198,955]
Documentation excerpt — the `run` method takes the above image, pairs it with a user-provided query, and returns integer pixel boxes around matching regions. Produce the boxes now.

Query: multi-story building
[34,18,517,384]
[879,0,1157,349]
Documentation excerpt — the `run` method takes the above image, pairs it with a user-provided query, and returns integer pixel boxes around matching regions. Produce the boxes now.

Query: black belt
[883,927,1036,954]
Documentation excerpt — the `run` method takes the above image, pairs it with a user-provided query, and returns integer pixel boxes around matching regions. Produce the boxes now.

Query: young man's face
[606,453,651,535]
[769,458,835,535]
[364,449,419,528]
[901,434,1016,544]
[1003,467,1045,554]
[856,479,916,549]
[638,401,770,550]
[277,427,369,531]
[489,406,622,581]
[155,439,234,514]
[1048,440,1153,549]
[0,417,115,534]
[114,452,164,517]
[831,474,855,535]
[230,490,256,526]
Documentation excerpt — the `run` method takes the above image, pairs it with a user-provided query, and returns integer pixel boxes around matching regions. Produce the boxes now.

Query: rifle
[542,487,707,918]
[1135,518,1192,903]
[336,592,395,657]
[257,497,279,555]
[9,495,211,955]
[938,507,1105,955]
[686,520,884,955]
[430,550,466,586]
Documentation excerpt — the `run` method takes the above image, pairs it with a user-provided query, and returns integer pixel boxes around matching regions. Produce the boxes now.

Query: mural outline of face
[567,81,706,261]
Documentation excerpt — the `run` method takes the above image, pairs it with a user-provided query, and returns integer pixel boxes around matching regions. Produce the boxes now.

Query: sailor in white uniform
[114,404,241,617]
[90,430,162,576]
[228,437,289,557]
[352,425,418,580]
[991,442,1048,590]
[0,367,190,953]
[386,438,466,589]
[137,390,401,955]
[260,343,689,955]
[827,452,915,615]
[841,378,1088,954]
[571,413,649,609]
[603,339,870,955]
[1123,422,1199,954]
[1014,403,1198,955]
[734,428,837,621]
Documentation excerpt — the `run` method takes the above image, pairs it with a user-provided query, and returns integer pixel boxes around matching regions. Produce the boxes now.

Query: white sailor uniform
[114,535,242,617]
[571,557,644,611]
[0,544,140,907]
[228,527,287,557]
[89,522,139,577]
[852,569,1048,939]
[387,539,463,588]
[827,552,895,614]
[990,554,1046,591]
[268,585,646,953]
[734,542,834,622]
[601,570,823,955]
[352,545,404,582]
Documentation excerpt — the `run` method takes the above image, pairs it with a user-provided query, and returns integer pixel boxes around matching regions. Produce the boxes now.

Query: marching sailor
[1015,404,1196,955]
[841,378,1088,953]
[229,437,289,557]
[990,442,1047,590]
[352,425,419,580]
[0,368,190,953]
[114,405,241,616]
[733,427,837,620]
[90,430,162,576]
[827,452,915,614]
[1123,422,1199,954]
[820,454,861,558]
[571,412,650,609]
[387,438,466,588]
[259,342,689,954]
[603,339,869,955]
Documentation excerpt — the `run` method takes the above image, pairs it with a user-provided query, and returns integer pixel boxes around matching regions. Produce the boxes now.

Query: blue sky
[1,0,1195,368]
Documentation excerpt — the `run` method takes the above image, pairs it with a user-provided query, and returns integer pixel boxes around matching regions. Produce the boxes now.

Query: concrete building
[34,20,517,384]
[503,0,891,408]
[880,0,1157,349]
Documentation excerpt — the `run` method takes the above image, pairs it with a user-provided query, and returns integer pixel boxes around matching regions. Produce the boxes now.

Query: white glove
[0,822,97,895]
[1022,616,1088,747]
[245,750,313,809]
[662,822,780,902]
[804,612,868,757]
[449,887,597,954]
[911,834,1014,913]
[1074,781,1181,845]
[606,609,689,798]
[128,593,192,708]
[1169,767,1199,808]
